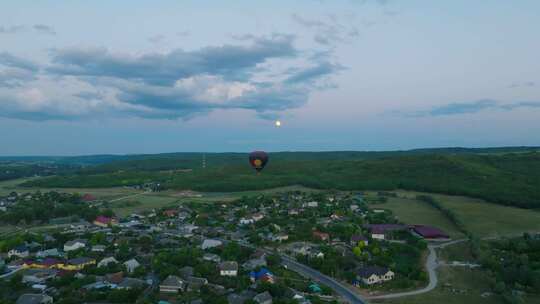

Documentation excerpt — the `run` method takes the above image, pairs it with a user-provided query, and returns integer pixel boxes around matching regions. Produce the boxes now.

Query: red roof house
[81,194,97,202]
[163,209,178,217]
[93,216,118,227]
[312,231,330,242]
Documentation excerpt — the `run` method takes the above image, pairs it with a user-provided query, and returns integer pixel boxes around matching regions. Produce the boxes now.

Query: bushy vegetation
[0,191,106,225]
[0,162,76,181]
[478,234,540,303]
[415,195,469,236]
[25,152,540,208]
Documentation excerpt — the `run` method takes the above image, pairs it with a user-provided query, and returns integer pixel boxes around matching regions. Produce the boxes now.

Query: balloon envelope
[249,151,269,172]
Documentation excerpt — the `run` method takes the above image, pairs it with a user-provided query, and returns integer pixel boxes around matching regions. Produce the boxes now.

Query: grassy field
[369,195,465,239]
[374,266,504,304]
[0,177,37,195]
[0,177,141,199]
[437,241,475,262]
[107,194,179,217]
[396,191,540,238]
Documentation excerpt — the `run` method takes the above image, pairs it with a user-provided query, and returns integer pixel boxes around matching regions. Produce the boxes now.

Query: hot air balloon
[249,151,268,173]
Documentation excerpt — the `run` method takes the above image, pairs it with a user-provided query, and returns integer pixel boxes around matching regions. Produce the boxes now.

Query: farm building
[411,225,450,240]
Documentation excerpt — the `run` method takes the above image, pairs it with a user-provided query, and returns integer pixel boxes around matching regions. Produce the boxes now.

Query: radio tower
[202,153,206,169]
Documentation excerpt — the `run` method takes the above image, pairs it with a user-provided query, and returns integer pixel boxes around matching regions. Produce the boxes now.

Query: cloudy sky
[1,0,539,155]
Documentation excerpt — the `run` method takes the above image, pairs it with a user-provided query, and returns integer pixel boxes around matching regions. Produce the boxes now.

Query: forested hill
[23,151,540,209]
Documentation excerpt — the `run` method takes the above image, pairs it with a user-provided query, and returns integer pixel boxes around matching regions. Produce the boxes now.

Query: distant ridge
[1,146,539,165]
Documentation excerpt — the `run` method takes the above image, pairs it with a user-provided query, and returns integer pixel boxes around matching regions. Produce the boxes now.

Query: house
[309,283,322,293]
[350,234,369,246]
[123,258,140,273]
[93,215,118,227]
[292,293,311,304]
[305,201,318,208]
[22,269,58,283]
[105,271,124,285]
[91,245,106,252]
[309,250,325,259]
[370,227,386,240]
[8,245,29,258]
[163,209,178,217]
[15,294,53,304]
[219,261,238,277]
[411,225,450,240]
[61,257,96,271]
[82,281,114,290]
[239,218,255,225]
[242,257,267,270]
[30,284,47,292]
[36,248,62,258]
[26,242,41,251]
[118,277,146,290]
[201,239,222,250]
[312,231,330,242]
[81,193,97,202]
[179,266,194,279]
[290,243,312,256]
[69,221,91,232]
[63,239,87,252]
[203,253,221,263]
[252,213,265,222]
[227,290,257,304]
[253,291,273,304]
[288,209,300,216]
[8,259,25,270]
[186,276,208,291]
[365,224,407,240]
[271,234,289,242]
[98,257,118,268]
[249,268,274,284]
[23,258,62,269]
[356,266,394,285]
[330,214,341,220]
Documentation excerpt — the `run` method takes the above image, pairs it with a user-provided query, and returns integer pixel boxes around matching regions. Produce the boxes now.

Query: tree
[353,246,363,257]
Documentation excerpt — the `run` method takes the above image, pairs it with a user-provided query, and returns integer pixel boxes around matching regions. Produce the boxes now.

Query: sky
[1,0,539,155]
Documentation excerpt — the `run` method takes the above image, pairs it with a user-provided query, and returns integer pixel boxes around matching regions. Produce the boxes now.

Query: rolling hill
[21,149,540,209]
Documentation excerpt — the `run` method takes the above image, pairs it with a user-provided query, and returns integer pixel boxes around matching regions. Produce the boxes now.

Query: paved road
[280,255,367,304]
[0,267,24,279]
[228,239,367,304]
[367,239,467,300]
[109,190,151,202]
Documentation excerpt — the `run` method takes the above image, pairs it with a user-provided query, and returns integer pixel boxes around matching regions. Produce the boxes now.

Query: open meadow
[396,190,540,238]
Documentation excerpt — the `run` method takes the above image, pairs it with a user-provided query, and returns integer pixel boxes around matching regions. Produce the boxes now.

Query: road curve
[367,245,438,299]
[367,239,468,300]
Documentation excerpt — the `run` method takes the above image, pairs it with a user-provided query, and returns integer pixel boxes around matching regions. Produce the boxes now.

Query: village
[0,190,452,304]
